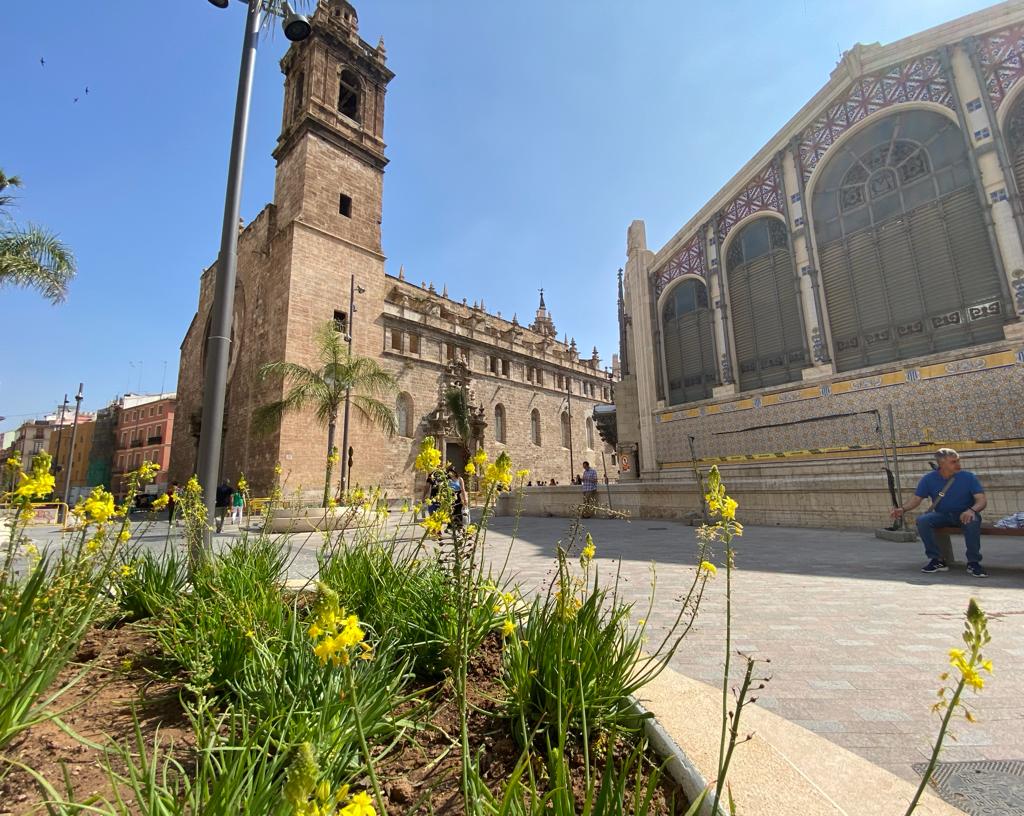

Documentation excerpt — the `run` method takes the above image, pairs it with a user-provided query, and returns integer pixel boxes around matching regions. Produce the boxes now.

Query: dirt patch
[0,625,193,815]
[1,629,687,814]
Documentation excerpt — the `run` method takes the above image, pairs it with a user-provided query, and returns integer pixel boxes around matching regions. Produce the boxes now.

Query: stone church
[170,0,612,500]
[614,1,1024,528]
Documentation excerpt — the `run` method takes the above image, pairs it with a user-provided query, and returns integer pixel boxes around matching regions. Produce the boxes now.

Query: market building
[614,2,1024,528]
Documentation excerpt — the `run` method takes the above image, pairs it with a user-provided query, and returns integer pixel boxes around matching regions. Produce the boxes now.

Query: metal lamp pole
[195,1,311,547]
[53,394,69,477]
[338,274,362,495]
[61,384,83,519]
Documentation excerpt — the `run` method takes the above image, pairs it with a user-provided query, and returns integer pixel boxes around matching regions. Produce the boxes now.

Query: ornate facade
[170,0,611,501]
[616,2,1024,528]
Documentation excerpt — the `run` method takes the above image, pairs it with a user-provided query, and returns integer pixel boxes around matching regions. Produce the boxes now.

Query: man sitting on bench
[890,447,988,578]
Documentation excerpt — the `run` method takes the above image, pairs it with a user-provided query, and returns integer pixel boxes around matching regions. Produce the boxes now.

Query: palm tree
[256,320,398,506]
[0,170,76,303]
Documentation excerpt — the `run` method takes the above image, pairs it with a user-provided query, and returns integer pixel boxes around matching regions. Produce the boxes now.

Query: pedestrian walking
[581,460,599,518]
[890,447,988,577]
[215,480,233,533]
[167,481,178,526]
[231,485,245,525]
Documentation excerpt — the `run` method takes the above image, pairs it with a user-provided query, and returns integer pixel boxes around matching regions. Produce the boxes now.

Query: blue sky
[1,0,993,427]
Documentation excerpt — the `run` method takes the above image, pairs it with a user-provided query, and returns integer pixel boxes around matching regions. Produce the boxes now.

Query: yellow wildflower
[580,533,596,566]
[117,528,131,544]
[721,496,738,521]
[699,560,718,576]
[340,791,376,816]
[119,564,134,578]
[515,468,529,480]
[151,493,169,511]
[501,619,515,637]
[136,461,160,482]
[472,449,488,468]
[414,437,442,473]
[73,486,118,525]
[464,462,476,476]
[12,452,55,500]
[465,523,478,536]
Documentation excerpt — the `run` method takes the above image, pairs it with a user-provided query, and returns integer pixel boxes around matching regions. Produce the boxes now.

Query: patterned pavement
[473,517,1024,785]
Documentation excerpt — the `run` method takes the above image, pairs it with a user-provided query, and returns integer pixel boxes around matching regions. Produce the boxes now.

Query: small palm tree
[0,170,76,303]
[256,321,398,506]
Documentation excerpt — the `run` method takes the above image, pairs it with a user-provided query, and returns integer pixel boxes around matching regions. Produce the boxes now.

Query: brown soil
[1,629,687,815]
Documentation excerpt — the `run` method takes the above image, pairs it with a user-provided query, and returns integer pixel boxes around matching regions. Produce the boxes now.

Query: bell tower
[272,0,394,252]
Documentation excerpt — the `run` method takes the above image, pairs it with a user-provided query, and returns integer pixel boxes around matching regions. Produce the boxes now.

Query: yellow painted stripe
[658,437,1024,469]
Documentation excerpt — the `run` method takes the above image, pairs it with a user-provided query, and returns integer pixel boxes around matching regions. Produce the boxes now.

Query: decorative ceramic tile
[716,163,783,243]
[976,24,1024,110]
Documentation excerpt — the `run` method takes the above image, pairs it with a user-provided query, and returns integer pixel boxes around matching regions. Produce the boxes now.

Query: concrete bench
[934,525,1024,564]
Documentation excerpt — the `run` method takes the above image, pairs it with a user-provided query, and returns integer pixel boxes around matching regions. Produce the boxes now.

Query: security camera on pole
[195,0,311,560]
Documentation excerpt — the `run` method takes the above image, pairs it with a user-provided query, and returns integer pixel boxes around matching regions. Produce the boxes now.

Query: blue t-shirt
[915,470,984,514]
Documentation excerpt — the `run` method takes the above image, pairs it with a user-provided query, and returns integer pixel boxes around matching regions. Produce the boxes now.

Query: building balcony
[130,439,143,448]
[147,436,163,446]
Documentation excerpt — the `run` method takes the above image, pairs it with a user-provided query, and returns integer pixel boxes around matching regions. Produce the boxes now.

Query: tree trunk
[323,416,337,508]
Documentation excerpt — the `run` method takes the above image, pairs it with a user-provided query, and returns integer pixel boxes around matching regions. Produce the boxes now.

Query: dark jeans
[917,510,982,564]
[216,505,229,531]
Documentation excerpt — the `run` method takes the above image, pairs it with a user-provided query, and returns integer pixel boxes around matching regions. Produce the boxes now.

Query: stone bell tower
[273,0,393,251]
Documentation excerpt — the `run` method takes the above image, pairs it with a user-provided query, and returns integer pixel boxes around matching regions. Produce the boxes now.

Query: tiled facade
[616,2,1024,528]
[169,0,612,502]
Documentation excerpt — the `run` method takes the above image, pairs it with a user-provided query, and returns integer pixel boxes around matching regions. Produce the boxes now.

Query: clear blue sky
[1,0,993,427]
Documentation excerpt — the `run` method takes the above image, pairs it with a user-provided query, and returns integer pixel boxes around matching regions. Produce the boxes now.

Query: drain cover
[911,760,1024,815]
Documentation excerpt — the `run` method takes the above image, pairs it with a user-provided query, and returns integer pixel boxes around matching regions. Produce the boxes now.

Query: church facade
[616,2,1024,528]
[170,0,612,501]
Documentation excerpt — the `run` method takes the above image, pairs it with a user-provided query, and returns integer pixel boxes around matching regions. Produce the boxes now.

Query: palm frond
[352,394,398,438]
[0,225,76,303]
[445,388,471,445]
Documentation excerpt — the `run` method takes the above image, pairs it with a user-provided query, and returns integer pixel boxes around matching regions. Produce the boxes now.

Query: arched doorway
[660,278,718,404]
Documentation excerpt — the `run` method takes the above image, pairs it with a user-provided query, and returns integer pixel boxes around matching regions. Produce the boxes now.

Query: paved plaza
[22,515,1024,786]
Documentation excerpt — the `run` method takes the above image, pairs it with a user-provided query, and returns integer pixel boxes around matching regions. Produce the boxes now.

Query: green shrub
[501,550,647,748]
[110,543,188,624]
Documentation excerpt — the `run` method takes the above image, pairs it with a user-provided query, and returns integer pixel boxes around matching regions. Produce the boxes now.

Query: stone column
[782,144,833,377]
[705,222,736,396]
[949,43,1024,334]
[624,220,659,479]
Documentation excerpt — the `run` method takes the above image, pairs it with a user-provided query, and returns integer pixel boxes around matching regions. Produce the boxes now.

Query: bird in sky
[73,97,79,104]
[85,86,89,95]
[40,57,45,67]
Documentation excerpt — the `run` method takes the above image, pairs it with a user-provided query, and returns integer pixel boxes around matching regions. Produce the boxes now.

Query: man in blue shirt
[890,448,988,577]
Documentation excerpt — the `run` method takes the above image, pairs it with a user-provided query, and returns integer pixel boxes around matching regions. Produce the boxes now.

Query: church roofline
[650,0,1024,271]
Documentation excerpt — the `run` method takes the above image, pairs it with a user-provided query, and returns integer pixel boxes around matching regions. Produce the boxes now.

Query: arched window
[725,218,806,391]
[560,411,571,448]
[813,109,1007,371]
[530,409,541,445]
[338,69,361,122]
[586,417,595,450]
[494,403,506,443]
[396,392,413,438]
[660,278,718,405]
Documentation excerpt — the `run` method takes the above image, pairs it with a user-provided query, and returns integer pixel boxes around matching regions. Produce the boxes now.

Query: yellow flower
[501,619,515,637]
[721,496,738,521]
[119,564,134,578]
[73,486,118,525]
[465,523,478,536]
[12,452,55,500]
[580,533,596,565]
[136,461,160,482]
[472,449,488,468]
[699,560,718,576]
[117,528,131,544]
[414,437,442,473]
[419,508,450,538]
[464,462,476,476]
[340,791,376,816]
[327,497,338,510]
[151,494,169,511]
[637,618,646,626]
[515,468,530,480]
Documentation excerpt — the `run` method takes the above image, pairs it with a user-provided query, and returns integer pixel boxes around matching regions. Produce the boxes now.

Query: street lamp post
[338,274,364,496]
[53,393,69,478]
[565,380,574,483]
[61,384,83,519]
[195,0,310,548]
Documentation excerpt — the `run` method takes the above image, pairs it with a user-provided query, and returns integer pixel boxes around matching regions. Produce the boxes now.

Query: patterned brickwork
[716,163,783,243]
[976,24,1024,110]
[798,53,954,181]
[654,232,707,297]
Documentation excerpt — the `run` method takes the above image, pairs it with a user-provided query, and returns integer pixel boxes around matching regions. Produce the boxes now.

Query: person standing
[167,481,178,526]
[215,480,233,533]
[890,448,988,577]
[581,460,599,518]
[231,485,245,526]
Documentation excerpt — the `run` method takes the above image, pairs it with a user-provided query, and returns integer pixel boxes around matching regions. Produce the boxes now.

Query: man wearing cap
[890,448,988,577]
